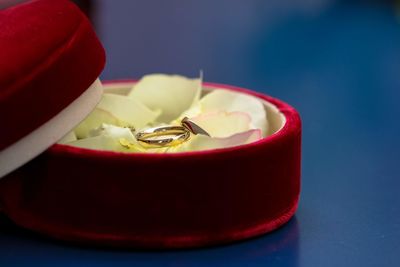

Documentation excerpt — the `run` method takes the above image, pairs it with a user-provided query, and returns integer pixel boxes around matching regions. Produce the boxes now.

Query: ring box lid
[0,0,106,178]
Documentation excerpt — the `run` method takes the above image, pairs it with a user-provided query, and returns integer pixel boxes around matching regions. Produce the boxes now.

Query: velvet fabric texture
[0,82,302,249]
[0,0,105,150]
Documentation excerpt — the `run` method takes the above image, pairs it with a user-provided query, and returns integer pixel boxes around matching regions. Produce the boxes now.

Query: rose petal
[171,129,262,152]
[74,108,120,139]
[183,90,268,136]
[146,147,172,153]
[97,124,145,152]
[128,74,201,123]
[92,123,136,141]
[68,124,144,152]
[189,111,252,138]
[97,93,160,128]
[67,135,129,152]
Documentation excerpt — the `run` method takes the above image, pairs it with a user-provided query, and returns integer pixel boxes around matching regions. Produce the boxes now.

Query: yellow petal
[145,147,172,153]
[173,129,262,152]
[97,93,160,128]
[58,131,77,144]
[189,111,251,138]
[128,74,201,123]
[69,124,144,152]
[184,90,268,137]
[99,124,145,152]
[92,123,136,141]
[67,135,134,152]
[74,108,120,139]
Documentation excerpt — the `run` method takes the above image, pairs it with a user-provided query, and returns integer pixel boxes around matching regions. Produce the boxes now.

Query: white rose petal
[68,135,140,152]
[128,74,201,123]
[97,93,160,128]
[74,108,120,139]
[69,124,144,152]
[58,131,77,144]
[91,123,135,141]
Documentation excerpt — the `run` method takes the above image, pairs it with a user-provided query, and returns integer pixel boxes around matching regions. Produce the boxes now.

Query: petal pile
[62,74,267,152]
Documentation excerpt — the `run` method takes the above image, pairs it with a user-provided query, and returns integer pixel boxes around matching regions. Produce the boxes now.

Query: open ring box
[0,0,301,249]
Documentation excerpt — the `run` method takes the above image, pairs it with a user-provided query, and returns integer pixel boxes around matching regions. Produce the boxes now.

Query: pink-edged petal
[189,111,252,138]
[198,90,268,136]
[174,129,262,152]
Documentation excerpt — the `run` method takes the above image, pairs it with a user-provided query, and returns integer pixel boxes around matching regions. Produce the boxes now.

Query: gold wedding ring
[135,117,210,148]
[135,125,191,148]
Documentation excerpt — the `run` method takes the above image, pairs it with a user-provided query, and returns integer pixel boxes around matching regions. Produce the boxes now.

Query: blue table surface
[1,1,400,266]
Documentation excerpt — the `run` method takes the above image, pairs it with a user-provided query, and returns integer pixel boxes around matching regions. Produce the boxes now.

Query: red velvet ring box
[0,0,301,249]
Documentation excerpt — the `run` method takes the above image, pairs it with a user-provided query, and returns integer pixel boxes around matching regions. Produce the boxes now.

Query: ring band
[135,126,191,148]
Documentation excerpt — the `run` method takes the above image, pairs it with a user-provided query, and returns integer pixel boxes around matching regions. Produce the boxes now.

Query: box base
[0,81,301,249]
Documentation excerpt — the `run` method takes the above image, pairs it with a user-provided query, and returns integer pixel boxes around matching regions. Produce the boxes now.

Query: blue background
[1,0,400,266]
